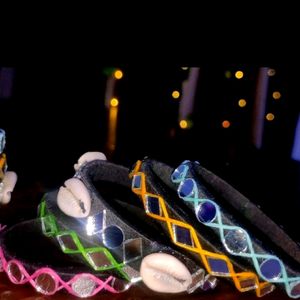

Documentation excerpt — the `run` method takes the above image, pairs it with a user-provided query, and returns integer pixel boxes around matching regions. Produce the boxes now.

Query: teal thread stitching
[172,161,300,298]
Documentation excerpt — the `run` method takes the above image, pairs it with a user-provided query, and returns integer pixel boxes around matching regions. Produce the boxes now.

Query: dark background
[0,65,299,299]
[1,65,299,242]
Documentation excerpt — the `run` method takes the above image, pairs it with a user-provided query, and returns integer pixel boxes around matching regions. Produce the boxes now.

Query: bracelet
[0,128,17,204]
[0,246,119,297]
[0,223,122,297]
[171,160,300,298]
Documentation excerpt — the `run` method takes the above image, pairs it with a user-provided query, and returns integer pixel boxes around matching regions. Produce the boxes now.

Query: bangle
[171,160,300,298]
[0,247,119,297]
[130,158,275,297]
[0,127,8,183]
[0,128,17,204]
[0,222,121,297]
[1,158,210,296]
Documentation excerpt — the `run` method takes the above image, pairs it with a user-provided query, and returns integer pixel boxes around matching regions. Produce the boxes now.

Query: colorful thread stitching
[172,160,300,298]
[130,160,274,297]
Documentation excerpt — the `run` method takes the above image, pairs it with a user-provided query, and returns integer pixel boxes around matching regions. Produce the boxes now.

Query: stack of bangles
[0,152,299,298]
[130,157,300,298]
[0,153,215,297]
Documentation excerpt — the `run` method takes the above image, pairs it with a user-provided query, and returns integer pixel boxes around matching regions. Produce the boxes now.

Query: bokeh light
[222,120,231,128]
[266,113,275,121]
[235,71,244,79]
[238,99,247,107]
[114,70,123,80]
[267,69,276,76]
[179,120,188,129]
[272,91,281,100]
[225,70,232,79]
[110,98,119,107]
[172,90,180,99]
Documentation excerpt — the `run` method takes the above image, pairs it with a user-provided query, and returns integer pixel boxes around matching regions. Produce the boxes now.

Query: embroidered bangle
[130,158,275,297]
[171,160,300,298]
[0,246,119,297]
[0,128,17,204]
[38,199,130,280]
[0,128,8,181]
[0,223,124,297]
[0,153,7,181]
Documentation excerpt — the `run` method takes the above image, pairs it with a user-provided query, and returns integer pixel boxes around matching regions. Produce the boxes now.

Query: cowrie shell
[140,253,192,293]
[74,152,107,171]
[57,178,91,218]
[0,171,17,204]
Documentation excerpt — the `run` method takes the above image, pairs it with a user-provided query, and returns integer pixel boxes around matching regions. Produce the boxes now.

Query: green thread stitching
[39,198,129,280]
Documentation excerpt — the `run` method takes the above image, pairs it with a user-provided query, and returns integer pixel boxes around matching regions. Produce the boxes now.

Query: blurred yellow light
[222,120,231,128]
[172,90,180,99]
[179,120,188,129]
[225,70,232,79]
[181,67,189,70]
[268,69,276,76]
[238,99,247,107]
[110,98,119,107]
[114,70,123,79]
[266,113,275,121]
[272,91,281,100]
[235,71,244,79]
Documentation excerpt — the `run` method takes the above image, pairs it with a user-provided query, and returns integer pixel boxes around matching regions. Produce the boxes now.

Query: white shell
[57,178,91,218]
[140,253,192,293]
[74,152,107,171]
[0,171,17,204]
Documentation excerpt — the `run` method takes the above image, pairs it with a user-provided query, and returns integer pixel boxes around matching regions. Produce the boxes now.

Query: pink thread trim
[0,247,119,296]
